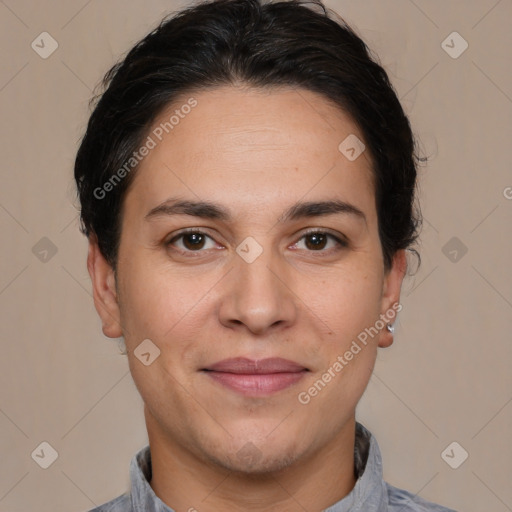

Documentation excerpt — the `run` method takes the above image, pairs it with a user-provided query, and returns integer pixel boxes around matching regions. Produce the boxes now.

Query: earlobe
[87,236,123,338]
[378,249,407,348]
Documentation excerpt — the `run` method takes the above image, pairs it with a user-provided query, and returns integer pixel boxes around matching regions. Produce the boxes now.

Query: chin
[201,430,304,475]
[213,447,301,475]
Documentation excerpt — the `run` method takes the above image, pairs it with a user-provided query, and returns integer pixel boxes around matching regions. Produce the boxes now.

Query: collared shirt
[88,422,457,512]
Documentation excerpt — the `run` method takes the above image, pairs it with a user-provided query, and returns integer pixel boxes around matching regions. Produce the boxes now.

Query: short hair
[74,0,422,273]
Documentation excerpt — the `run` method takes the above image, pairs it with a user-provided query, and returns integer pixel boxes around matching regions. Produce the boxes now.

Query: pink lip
[202,357,309,396]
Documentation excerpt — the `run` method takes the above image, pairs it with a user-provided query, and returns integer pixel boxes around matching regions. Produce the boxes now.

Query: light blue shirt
[87,422,456,511]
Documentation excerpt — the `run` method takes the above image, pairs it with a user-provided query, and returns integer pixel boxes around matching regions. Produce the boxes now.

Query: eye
[167,229,218,253]
[291,230,348,253]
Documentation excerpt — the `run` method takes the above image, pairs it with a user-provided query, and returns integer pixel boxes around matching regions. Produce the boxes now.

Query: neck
[147,412,358,512]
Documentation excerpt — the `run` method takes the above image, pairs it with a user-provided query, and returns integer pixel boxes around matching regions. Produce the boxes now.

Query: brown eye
[304,232,328,250]
[181,232,206,250]
[293,231,348,253]
[167,230,217,253]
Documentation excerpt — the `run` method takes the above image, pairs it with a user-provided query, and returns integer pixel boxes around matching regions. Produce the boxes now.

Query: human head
[75,0,422,492]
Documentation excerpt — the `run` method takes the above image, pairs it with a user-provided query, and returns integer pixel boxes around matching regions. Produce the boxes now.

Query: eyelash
[166,228,348,256]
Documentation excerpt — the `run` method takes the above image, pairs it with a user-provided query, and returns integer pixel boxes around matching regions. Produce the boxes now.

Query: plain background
[1,0,511,511]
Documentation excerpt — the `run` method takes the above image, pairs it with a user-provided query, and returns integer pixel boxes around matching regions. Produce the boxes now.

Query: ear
[87,235,123,338]
[378,249,407,348]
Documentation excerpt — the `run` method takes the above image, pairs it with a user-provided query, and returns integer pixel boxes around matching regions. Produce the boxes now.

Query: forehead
[126,85,375,218]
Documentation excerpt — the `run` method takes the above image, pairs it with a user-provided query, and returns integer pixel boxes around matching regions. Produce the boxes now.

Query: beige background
[1,0,511,511]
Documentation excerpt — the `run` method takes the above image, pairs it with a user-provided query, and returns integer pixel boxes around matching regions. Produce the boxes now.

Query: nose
[218,245,298,335]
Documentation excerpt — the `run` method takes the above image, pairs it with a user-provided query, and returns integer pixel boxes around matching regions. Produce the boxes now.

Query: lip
[201,357,309,396]
[203,357,308,374]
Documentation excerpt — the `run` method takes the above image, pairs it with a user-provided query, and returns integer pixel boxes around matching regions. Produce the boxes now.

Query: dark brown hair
[74,0,422,272]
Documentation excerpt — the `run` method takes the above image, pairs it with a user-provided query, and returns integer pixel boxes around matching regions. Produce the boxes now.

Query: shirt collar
[129,422,387,512]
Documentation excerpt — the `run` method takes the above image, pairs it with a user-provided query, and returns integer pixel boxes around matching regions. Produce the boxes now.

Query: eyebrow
[145,197,367,225]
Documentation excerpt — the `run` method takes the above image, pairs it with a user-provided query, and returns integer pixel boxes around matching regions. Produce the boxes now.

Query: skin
[88,85,407,512]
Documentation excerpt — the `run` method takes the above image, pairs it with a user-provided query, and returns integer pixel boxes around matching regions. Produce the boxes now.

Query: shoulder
[385,482,457,512]
[86,492,131,512]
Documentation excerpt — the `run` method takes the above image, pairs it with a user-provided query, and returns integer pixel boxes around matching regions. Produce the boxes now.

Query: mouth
[200,357,310,396]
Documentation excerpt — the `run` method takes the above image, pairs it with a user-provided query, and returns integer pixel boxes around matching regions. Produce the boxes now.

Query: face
[89,85,405,475]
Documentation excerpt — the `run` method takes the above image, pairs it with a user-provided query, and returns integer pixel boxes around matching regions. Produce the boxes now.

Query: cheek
[128,355,200,442]
[117,255,207,342]
[305,268,383,338]
[301,266,382,398]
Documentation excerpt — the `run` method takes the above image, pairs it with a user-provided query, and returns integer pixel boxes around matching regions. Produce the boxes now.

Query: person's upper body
[76,1,456,512]
[88,423,456,512]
